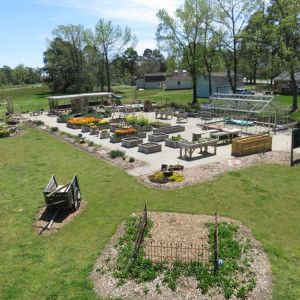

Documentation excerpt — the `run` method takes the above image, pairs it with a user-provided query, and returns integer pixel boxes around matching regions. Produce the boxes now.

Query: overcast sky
[0,0,184,68]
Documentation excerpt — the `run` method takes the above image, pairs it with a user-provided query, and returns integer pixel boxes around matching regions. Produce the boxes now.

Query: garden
[1,85,300,299]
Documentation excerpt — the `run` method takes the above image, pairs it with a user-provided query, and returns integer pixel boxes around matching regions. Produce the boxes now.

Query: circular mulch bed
[91,211,274,300]
[33,201,87,235]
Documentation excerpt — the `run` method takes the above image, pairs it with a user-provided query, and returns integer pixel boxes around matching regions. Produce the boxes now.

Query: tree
[156,0,212,104]
[123,47,139,85]
[212,0,259,93]
[267,0,300,110]
[44,25,90,93]
[87,19,136,92]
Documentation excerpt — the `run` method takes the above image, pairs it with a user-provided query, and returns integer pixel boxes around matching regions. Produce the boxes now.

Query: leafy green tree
[212,0,259,93]
[86,19,136,92]
[156,0,212,104]
[123,47,139,85]
[43,25,90,93]
[267,0,300,110]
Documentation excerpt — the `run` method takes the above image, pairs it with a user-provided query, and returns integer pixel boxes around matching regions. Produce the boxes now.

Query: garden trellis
[199,93,291,135]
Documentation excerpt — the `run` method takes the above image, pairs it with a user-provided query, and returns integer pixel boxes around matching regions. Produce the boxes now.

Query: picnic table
[178,139,218,158]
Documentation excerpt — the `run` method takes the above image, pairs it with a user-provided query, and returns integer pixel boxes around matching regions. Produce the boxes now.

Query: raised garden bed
[100,131,110,139]
[81,126,90,133]
[66,123,81,129]
[132,124,153,132]
[148,133,169,142]
[153,125,185,134]
[138,142,162,154]
[122,137,143,148]
[165,138,187,148]
[110,132,146,143]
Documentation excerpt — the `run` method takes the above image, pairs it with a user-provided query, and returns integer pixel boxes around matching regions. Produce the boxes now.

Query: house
[162,70,193,90]
[196,73,244,98]
[136,72,166,90]
[273,72,300,94]
[136,70,193,90]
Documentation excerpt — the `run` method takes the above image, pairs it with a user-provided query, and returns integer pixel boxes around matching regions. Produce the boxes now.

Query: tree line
[0,65,43,87]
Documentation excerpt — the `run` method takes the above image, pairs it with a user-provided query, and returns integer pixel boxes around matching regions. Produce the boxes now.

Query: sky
[0,0,184,69]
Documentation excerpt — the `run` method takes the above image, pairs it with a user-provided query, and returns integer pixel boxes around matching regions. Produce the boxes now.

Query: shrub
[0,128,10,138]
[33,120,44,126]
[88,141,94,147]
[129,157,135,163]
[168,173,184,182]
[50,127,58,132]
[108,150,125,159]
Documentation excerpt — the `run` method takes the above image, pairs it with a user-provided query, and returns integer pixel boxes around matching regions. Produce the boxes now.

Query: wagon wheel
[73,188,81,211]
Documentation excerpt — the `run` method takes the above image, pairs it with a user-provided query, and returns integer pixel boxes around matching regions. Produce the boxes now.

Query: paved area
[25,111,299,175]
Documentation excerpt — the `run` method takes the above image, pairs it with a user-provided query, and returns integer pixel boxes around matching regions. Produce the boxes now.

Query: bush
[50,127,58,132]
[88,141,94,147]
[33,120,44,126]
[129,157,135,163]
[108,150,125,159]
[0,128,10,138]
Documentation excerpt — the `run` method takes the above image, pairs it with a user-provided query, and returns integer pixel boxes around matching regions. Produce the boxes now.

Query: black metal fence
[140,240,213,263]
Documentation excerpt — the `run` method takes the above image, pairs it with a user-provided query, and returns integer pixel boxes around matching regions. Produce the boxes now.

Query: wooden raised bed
[165,138,187,148]
[231,135,272,156]
[153,125,185,134]
[148,133,169,142]
[122,137,143,148]
[138,142,162,154]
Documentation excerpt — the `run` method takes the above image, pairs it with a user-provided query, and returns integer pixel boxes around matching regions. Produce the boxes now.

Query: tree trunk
[192,76,198,105]
[290,71,298,111]
[104,52,110,92]
[253,61,257,84]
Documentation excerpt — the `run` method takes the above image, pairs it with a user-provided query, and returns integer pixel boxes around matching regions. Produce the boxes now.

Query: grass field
[0,127,300,299]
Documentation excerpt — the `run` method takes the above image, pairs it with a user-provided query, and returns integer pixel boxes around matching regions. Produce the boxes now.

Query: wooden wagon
[43,174,81,210]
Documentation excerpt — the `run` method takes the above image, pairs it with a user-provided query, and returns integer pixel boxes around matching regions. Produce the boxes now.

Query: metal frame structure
[48,92,114,115]
[199,93,291,134]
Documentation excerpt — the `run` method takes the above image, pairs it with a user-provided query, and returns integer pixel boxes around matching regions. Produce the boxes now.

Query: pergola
[200,93,291,134]
[48,92,114,115]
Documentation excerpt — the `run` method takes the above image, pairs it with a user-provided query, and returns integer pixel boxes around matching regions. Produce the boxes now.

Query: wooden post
[214,210,219,274]
[291,128,295,167]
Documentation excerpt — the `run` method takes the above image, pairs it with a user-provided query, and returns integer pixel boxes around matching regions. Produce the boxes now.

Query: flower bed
[0,127,10,138]
[67,117,109,129]
[149,171,184,184]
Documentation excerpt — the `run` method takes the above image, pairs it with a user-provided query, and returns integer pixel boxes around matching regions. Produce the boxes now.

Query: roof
[209,93,276,113]
[274,71,300,81]
[165,75,192,82]
[48,92,113,100]
[200,73,243,87]
[144,72,166,82]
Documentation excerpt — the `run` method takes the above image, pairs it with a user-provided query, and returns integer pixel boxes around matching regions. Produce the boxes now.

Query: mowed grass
[0,127,300,299]
[0,85,53,116]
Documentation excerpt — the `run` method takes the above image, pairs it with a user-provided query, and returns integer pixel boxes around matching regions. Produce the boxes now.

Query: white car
[235,88,255,95]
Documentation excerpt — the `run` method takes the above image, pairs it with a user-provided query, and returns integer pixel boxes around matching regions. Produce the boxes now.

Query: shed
[162,75,193,90]
[273,72,300,94]
[196,73,244,98]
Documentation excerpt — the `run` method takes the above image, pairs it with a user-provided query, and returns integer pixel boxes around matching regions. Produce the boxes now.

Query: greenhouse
[199,93,291,134]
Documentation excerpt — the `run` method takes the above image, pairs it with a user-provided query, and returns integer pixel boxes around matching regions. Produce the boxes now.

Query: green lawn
[1,127,300,299]
[0,85,53,116]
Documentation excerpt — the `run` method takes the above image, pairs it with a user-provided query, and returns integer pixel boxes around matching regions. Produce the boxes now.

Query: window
[178,81,181,86]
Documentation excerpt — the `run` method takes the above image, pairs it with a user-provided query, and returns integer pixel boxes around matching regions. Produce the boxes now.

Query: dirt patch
[91,212,274,300]
[33,200,87,235]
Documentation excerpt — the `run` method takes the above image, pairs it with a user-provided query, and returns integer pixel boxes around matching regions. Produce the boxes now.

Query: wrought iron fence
[140,240,213,263]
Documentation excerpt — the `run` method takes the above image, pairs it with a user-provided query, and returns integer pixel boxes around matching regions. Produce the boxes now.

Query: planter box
[100,132,110,139]
[165,138,187,148]
[148,133,169,142]
[89,128,99,135]
[138,142,162,154]
[81,126,90,133]
[132,124,153,132]
[66,124,81,129]
[109,118,126,124]
[232,135,272,156]
[97,124,110,130]
[122,137,143,148]
[153,125,185,134]
[57,117,68,123]
[110,134,141,143]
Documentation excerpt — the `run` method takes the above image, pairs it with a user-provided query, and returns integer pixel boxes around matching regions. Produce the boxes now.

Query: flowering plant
[110,122,131,129]
[67,117,109,127]
[113,128,138,137]
[101,129,108,133]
